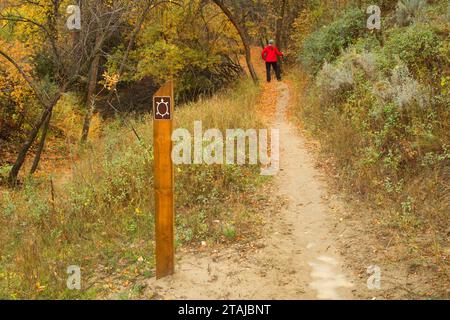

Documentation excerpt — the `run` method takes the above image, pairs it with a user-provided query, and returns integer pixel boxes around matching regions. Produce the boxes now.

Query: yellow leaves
[0,39,33,79]
[35,281,46,292]
[102,71,120,92]
[1,2,48,48]
[135,41,185,82]
[0,39,36,125]
[51,92,82,141]
[103,282,118,292]
[440,76,450,95]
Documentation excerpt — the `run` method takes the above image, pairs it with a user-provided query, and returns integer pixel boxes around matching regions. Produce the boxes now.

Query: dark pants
[266,62,281,82]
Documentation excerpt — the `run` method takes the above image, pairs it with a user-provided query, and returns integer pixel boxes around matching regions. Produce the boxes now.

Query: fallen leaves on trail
[256,82,279,122]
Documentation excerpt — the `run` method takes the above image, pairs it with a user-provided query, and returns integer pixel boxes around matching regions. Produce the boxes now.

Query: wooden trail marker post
[153,80,175,279]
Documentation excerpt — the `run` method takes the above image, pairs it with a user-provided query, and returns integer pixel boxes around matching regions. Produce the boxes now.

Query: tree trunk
[212,0,259,83]
[118,1,151,78]
[275,0,287,51]
[275,0,287,72]
[0,49,61,186]
[8,96,59,186]
[81,33,102,143]
[106,0,152,105]
[29,108,52,175]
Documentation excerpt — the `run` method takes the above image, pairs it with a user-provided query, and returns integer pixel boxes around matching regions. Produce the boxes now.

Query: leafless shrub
[340,49,379,79]
[373,64,428,109]
[356,51,377,76]
[316,61,354,98]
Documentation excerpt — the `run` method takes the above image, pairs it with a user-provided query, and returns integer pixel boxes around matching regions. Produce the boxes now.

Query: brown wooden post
[153,80,175,279]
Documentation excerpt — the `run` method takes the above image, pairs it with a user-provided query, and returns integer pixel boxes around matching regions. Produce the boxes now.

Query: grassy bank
[0,79,271,299]
[291,1,449,297]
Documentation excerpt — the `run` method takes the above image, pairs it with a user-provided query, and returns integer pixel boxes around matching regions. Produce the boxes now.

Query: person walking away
[261,40,284,82]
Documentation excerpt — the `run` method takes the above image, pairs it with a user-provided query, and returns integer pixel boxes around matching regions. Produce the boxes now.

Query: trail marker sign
[154,97,172,120]
[153,81,175,279]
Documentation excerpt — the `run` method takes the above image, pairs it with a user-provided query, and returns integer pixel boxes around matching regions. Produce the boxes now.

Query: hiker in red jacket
[262,40,284,82]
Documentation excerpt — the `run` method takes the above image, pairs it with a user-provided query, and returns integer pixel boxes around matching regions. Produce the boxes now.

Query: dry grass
[0,78,272,299]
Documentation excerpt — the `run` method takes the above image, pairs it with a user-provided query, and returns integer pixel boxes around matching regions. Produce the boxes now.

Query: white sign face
[66,5,81,30]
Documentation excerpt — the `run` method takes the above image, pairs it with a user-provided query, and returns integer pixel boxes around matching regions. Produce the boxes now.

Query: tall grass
[0,79,269,299]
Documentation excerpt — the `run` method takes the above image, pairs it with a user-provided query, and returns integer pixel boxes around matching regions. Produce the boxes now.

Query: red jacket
[262,45,283,62]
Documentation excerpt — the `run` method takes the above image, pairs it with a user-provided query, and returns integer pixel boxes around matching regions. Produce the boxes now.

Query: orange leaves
[0,39,33,78]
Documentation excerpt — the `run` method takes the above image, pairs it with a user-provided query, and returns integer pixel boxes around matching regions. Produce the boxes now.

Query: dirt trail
[145,81,355,300]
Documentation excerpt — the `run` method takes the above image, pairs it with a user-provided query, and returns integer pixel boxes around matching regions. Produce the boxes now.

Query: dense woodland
[0,0,305,184]
[0,0,448,299]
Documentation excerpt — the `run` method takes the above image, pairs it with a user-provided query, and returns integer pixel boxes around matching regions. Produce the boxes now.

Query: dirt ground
[132,49,448,300]
[142,81,362,300]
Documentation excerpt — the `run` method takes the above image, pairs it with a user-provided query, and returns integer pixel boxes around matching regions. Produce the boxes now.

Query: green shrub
[353,34,382,53]
[0,165,12,184]
[299,7,366,74]
[292,0,449,300]
[382,24,444,82]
